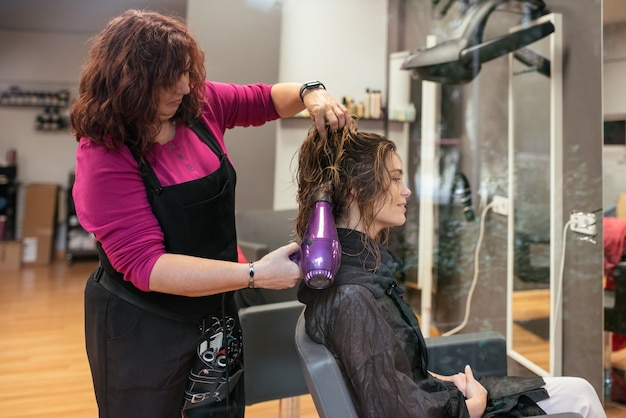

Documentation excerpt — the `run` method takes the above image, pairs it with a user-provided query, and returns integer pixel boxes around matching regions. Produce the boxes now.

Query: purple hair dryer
[290,193,342,289]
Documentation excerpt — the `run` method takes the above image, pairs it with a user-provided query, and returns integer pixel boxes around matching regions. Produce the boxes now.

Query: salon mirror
[506,13,562,376]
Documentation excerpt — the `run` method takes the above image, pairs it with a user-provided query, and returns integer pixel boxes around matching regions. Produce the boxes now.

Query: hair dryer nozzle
[301,237,342,289]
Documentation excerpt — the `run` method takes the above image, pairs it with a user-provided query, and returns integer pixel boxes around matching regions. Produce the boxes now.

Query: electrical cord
[552,219,572,342]
[440,202,580,343]
[442,201,495,336]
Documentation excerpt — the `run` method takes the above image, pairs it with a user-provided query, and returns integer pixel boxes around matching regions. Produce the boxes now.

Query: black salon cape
[298,229,548,418]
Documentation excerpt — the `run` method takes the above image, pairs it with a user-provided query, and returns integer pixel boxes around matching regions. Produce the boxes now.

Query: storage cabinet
[65,170,98,263]
[0,165,18,240]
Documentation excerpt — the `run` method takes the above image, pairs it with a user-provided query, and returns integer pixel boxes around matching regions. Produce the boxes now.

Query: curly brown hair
[70,9,206,157]
[295,120,398,260]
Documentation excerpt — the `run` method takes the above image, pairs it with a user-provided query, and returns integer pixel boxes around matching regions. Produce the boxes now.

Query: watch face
[305,81,322,89]
[300,81,325,101]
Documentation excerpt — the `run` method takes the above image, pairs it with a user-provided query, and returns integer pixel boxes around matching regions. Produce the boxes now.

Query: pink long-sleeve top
[73,81,280,291]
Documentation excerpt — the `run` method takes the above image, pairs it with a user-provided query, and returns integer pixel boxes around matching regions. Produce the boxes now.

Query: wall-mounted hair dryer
[290,193,342,289]
[401,0,553,84]
[452,172,476,222]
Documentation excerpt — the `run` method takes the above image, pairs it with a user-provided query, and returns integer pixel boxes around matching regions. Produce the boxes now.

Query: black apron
[85,121,244,418]
[96,121,238,321]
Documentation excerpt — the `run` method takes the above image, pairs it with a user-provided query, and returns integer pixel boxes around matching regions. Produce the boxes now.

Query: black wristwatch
[299,81,326,101]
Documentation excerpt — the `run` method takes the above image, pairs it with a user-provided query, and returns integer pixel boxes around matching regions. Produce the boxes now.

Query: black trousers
[84,272,245,418]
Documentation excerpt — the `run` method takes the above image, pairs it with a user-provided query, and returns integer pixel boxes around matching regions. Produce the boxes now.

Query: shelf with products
[291,101,416,124]
[35,107,70,131]
[288,111,415,125]
[289,87,395,122]
[289,112,389,122]
[0,164,18,241]
[0,86,71,108]
[0,86,72,131]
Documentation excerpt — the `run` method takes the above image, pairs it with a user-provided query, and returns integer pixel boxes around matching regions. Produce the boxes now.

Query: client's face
[371,152,411,235]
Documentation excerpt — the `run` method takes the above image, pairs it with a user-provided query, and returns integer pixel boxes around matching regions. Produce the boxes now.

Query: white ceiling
[0,0,624,34]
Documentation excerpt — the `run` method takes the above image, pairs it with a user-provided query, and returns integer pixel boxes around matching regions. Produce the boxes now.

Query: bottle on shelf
[363,88,371,119]
[370,89,382,119]
[406,102,417,122]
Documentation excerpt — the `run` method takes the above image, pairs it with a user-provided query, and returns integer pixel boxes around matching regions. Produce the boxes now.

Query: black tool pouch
[182,310,244,412]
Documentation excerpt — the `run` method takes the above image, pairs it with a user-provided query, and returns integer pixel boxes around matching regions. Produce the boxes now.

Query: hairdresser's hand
[252,242,302,290]
[462,365,488,418]
[302,89,351,136]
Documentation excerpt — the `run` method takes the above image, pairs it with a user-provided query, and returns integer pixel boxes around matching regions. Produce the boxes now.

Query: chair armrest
[426,331,507,378]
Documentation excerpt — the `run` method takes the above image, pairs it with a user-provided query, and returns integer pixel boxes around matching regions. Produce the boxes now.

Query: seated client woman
[293,121,606,418]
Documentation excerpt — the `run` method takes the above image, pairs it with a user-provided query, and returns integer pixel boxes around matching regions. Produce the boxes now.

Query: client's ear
[349,182,359,199]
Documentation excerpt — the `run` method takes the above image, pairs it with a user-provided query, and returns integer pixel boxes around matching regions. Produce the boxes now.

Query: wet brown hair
[70,9,206,157]
[295,120,397,262]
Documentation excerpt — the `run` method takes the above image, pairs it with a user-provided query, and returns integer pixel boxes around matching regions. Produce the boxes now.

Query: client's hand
[428,370,467,396]
[462,365,488,418]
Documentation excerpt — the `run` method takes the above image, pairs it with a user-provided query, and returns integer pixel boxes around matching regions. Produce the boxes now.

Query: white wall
[0,29,91,242]
[273,0,389,209]
[186,0,281,210]
[0,30,89,186]
[603,23,626,210]
[604,23,626,116]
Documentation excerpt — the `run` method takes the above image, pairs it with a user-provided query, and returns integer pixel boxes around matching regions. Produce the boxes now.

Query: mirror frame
[506,12,563,377]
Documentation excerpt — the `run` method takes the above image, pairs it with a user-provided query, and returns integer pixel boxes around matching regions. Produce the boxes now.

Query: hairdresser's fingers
[279,242,301,259]
[312,110,328,137]
[254,243,302,290]
[313,104,350,138]
[329,102,351,130]
[324,99,350,129]
[304,89,350,136]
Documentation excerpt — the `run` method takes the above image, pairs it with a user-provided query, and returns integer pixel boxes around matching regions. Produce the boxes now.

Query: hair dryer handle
[289,250,301,265]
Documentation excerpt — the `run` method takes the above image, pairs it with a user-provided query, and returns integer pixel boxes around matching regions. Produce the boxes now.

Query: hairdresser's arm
[148,243,301,296]
[74,140,302,296]
[270,82,351,133]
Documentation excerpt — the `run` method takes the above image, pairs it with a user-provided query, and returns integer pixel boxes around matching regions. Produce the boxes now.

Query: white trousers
[537,377,607,418]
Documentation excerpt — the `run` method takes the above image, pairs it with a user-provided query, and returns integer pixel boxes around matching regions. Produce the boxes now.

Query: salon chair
[294,312,582,418]
[605,261,626,334]
[235,208,299,307]
[604,261,626,402]
[238,300,307,418]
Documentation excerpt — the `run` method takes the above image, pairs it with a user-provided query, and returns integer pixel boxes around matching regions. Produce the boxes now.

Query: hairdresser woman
[70,9,350,418]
